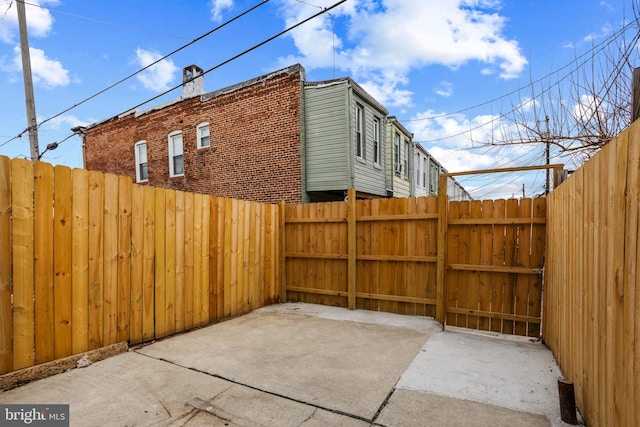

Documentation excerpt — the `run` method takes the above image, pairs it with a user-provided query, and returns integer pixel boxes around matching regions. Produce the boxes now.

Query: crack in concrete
[298,407,317,426]
[369,387,396,426]
[134,350,377,424]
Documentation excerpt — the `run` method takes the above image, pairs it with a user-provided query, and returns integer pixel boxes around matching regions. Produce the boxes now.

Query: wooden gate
[435,165,562,337]
[284,165,563,337]
[439,197,546,336]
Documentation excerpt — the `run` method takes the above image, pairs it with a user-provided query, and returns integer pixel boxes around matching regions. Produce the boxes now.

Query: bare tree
[480,2,640,171]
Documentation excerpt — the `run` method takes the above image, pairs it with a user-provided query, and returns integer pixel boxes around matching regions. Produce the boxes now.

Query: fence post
[0,156,12,374]
[347,188,356,310]
[278,200,286,303]
[435,175,448,327]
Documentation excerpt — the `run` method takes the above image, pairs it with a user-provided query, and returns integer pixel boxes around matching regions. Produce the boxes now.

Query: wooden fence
[282,188,546,337]
[0,156,279,375]
[544,120,640,427]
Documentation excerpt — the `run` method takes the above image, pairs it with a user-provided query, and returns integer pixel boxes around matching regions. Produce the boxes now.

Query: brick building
[80,63,466,203]
[81,64,304,203]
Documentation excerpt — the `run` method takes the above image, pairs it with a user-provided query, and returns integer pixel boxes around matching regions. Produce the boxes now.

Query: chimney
[182,64,204,98]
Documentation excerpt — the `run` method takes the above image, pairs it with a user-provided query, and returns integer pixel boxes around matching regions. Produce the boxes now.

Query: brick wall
[84,67,303,204]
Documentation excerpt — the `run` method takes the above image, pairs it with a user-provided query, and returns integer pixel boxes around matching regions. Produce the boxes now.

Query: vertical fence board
[396,197,410,315]
[174,191,185,332]
[117,177,132,343]
[490,200,506,333]
[425,196,438,318]
[528,198,545,338]
[12,159,34,370]
[242,201,251,313]
[357,199,372,311]
[34,162,54,364]
[102,174,118,346]
[184,192,194,329]
[501,199,518,335]
[268,204,277,303]
[141,186,155,342]
[71,169,89,355]
[201,196,210,321]
[53,166,72,359]
[478,200,493,331]
[215,198,225,321]
[446,201,460,326]
[0,157,12,373]
[467,200,481,328]
[87,171,104,350]
[234,199,245,316]
[223,198,233,317]
[154,188,167,338]
[193,194,203,326]
[164,190,176,336]
[129,185,144,344]
[514,198,532,336]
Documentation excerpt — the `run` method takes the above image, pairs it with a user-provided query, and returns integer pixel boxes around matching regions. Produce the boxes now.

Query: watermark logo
[0,405,69,426]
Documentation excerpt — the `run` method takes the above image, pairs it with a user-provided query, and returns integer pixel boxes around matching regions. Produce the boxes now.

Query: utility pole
[544,115,550,194]
[632,67,640,122]
[16,0,40,161]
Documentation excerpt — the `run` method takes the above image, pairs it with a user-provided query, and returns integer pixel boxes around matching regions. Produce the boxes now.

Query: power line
[415,21,638,144]
[110,0,346,119]
[0,0,13,22]
[1,0,345,156]
[406,19,637,125]
[20,0,190,39]
[36,0,271,130]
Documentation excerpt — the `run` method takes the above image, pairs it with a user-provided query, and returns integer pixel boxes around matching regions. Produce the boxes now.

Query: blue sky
[0,0,635,198]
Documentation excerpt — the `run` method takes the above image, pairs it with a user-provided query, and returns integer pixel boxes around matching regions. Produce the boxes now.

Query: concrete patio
[0,303,573,426]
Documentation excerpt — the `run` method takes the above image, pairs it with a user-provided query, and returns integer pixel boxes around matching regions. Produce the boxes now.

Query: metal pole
[632,67,640,123]
[545,116,550,194]
[16,0,40,161]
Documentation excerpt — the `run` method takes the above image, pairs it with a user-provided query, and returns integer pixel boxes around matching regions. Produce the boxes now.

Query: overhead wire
[0,0,13,22]
[36,0,271,130]
[1,0,269,151]
[405,19,637,124]
[20,0,191,39]
[3,0,346,157]
[109,0,346,118]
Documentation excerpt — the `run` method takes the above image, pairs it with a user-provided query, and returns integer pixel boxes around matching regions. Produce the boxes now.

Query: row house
[79,63,466,203]
[412,143,471,201]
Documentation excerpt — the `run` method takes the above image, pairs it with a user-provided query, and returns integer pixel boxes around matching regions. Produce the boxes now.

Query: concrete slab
[0,352,233,426]
[395,327,567,426]
[376,389,551,427]
[0,303,570,426]
[137,305,435,420]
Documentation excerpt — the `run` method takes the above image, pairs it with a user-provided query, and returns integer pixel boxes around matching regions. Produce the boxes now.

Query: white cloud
[408,106,543,167]
[0,0,59,44]
[277,0,527,106]
[39,113,89,130]
[434,81,454,97]
[211,0,233,22]
[583,24,612,42]
[427,145,499,172]
[572,93,604,123]
[9,46,69,88]
[134,48,178,91]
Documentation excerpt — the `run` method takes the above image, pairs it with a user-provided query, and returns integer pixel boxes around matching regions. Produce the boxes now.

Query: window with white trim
[422,158,427,187]
[134,140,148,183]
[373,117,380,165]
[404,139,410,179]
[393,132,401,174]
[196,122,210,149]
[168,130,184,177]
[356,104,364,159]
